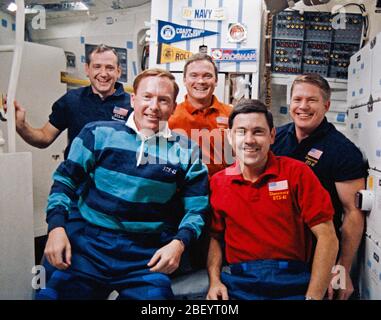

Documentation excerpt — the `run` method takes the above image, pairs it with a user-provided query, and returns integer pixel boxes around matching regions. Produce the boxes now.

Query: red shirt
[168,95,232,177]
[210,152,334,264]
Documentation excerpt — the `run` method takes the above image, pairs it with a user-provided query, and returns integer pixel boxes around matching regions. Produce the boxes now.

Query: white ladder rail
[1,0,25,153]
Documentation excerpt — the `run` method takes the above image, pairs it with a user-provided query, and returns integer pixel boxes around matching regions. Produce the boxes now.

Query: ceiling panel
[0,0,151,14]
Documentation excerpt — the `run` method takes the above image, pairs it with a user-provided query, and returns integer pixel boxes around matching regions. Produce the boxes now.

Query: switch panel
[272,10,363,79]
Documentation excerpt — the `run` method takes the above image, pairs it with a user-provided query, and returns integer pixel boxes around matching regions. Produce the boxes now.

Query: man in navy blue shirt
[13,44,131,158]
[272,73,368,300]
[10,44,132,286]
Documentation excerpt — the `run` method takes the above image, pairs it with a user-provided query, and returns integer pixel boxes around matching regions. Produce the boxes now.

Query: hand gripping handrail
[1,0,25,153]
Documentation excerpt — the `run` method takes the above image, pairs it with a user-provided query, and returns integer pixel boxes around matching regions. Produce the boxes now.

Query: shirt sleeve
[209,175,226,238]
[175,141,209,248]
[46,123,96,231]
[293,163,335,229]
[332,141,368,182]
[48,94,69,131]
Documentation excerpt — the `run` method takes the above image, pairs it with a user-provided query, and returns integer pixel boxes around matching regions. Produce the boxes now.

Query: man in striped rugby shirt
[36,69,209,300]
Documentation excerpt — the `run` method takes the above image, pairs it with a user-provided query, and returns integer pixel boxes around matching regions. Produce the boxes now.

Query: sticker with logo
[112,106,129,122]
[227,22,247,43]
[268,180,289,201]
[216,116,229,129]
[305,148,323,167]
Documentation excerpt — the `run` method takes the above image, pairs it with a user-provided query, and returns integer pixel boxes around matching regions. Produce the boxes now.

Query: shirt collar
[230,152,279,185]
[113,82,126,96]
[183,95,220,115]
[288,117,331,140]
[86,82,125,98]
[126,111,172,140]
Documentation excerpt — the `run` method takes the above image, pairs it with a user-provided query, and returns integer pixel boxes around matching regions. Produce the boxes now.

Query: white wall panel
[0,10,15,45]
[347,43,372,107]
[371,33,381,101]
[0,42,67,237]
[0,152,34,299]
[361,236,381,300]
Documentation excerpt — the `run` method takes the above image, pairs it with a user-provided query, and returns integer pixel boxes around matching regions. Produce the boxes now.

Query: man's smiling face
[290,82,330,136]
[85,50,121,99]
[183,60,217,107]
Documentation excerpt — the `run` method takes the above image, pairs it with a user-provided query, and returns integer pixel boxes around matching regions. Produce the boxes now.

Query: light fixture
[7,2,17,12]
[76,2,89,10]
[302,0,330,5]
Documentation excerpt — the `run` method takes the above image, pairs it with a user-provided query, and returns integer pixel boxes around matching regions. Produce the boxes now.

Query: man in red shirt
[206,99,338,300]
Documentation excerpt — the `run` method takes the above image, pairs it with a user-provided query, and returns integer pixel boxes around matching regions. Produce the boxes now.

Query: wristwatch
[305,296,315,300]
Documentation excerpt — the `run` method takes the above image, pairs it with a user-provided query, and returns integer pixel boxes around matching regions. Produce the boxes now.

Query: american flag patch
[113,106,128,116]
[216,116,228,125]
[307,148,323,160]
[268,180,288,192]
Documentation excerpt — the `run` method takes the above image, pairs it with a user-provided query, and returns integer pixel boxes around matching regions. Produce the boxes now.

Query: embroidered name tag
[112,106,129,122]
[268,180,289,201]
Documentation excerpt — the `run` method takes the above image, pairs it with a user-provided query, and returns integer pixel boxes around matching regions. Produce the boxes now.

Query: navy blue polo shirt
[271,117,368,234]
[49,82,131,158]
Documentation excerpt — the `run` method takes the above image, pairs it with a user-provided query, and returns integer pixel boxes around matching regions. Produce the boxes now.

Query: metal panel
[346,107,360,147]
[366,170,381,243]
[0,152,34,299]
[371,33,381,101]
[347,43,372,107]
[361,235,381,300]
[355,101,381,169]
[0,42,67,237]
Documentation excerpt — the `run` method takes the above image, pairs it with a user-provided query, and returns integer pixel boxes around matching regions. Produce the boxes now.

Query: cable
[334,3,369,47]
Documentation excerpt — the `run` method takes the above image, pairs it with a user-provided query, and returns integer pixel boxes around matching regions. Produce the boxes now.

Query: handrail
[6,0,25,153]
[0,45,16,52]
[60,72,134,93]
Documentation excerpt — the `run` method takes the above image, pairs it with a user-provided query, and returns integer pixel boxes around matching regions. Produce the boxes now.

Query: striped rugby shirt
[46,117,209,247]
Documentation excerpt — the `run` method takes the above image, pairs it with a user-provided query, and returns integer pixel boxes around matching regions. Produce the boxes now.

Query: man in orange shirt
[168,53,232,271]
[168,53,232,177]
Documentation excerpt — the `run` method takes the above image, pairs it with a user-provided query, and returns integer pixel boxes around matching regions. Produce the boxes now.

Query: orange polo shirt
[169,95,233,177]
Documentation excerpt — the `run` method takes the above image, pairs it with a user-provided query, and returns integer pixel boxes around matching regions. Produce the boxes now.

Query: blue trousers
[41,209,193,281]
[221,259,311,300]
[36,223,174,300]
[41,206,87,280]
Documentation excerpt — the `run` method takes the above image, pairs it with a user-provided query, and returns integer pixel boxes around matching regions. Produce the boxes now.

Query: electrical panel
[272,39,302,74]
[304,12,332,42]
[332,13,363,44]
[272,10,305,40]
[302,41,330,76]
[329,43,359,79]
[272,10,363,79]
